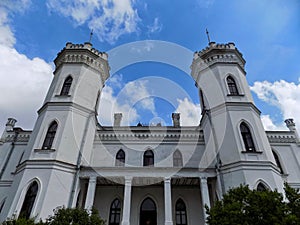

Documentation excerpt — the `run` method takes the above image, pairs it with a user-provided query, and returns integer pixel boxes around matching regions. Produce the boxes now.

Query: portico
[79,172,216,225]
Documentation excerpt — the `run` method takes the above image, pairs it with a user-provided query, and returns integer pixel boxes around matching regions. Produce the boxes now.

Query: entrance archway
[140,197,157,225]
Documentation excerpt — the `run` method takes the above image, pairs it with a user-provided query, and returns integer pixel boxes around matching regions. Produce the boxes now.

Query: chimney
[114,113,122,127]
[0,118,17,144]
[5,118,17,131]
[172,113,180,127]
[285,118,300,143]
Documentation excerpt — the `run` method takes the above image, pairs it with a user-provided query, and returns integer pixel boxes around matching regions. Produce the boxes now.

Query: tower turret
[4,42,110,220]
[191,42,284,193]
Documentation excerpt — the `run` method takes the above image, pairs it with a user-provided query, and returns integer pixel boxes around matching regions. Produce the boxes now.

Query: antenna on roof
[206,28,211,44]
[88,29,94,43]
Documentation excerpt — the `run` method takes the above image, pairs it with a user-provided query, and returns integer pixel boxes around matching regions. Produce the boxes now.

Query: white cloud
[0,8,15,47]
[0,2,53,134]
[260,115,286,131]
[175,98,201,126]
[98,79,156,125]
[46,0,140,44]
[251,80,300,130]
[147,17,162,34]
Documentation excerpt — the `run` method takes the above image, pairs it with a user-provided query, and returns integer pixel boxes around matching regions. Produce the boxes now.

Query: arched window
[240,122,255,152]
[257,182,267,192]
[176,199,187,225]
[227,76,239,95]
[143,150,154,166]
[60,76,73,95]
[140,197,157,225]
[115,149,125,166]
[42,121,58,149]
[272,151,284,174]
[19,181,38,219]
[173,150,183,167]
[109,198,121,225]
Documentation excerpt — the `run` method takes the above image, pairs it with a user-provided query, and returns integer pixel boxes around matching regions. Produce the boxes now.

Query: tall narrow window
[240,122,255,152]
[19,181,38,219]
[42,121,58,149]
[173,150,183,167]
[60,76,73,96]
[143,150,154,166]
[227,76,239,95]
[176,199,187,225]
[109,198,121,225]
[257,182,267,192]
[115,149,125,166]
[272,151,284,174]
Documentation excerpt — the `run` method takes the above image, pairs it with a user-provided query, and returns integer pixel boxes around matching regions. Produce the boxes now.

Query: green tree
[206,184,300,225]
[2,207,105,225]
[45,207,105,225]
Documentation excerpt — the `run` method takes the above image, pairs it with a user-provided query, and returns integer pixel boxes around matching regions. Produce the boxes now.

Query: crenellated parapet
[266,131,297,144]
[54,42,110,84]
[191,42,246,80]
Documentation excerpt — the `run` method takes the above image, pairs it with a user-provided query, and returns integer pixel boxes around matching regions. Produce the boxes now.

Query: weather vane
[88,29,94,43]
[206,28,211,44]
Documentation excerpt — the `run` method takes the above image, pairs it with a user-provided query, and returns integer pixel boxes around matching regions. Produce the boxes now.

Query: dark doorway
[140,197,157,225]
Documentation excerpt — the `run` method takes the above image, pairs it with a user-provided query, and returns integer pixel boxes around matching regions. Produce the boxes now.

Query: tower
[2,42,110,220]
[191,42,284,193]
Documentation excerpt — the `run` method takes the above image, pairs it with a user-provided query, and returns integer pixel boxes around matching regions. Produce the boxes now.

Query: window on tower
[115,149,125,166]
[143,149,154,166]
[60,76,73,96]
[240,122,256,152]
[42,121,58,149]
[19,181,38,219]
[227,76,239,95]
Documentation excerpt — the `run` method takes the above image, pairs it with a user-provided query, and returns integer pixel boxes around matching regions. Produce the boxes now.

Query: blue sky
[0,0,300,133]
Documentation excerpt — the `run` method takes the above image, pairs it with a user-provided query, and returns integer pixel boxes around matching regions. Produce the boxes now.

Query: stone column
[121,177,132,225]
[84,176,97,211]
[164,177,173,225]
[200,177,211,224]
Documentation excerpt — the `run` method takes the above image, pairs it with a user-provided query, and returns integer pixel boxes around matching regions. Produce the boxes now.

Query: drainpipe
[68,112,95,208]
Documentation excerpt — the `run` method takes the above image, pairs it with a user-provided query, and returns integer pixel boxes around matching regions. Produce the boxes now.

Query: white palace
[0,41,300,225]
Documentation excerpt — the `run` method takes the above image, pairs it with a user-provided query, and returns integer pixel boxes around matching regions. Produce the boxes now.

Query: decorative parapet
[191,42,246,80]
[4,131,31,143]
[54,42,110,84]
[266,131,296,144]
[96,126,204,143]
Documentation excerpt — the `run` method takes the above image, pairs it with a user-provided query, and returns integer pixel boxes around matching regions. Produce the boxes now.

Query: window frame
[175,198,188,225]
[115,149,125,166]
[173,150,183,167]
[109,198,121,225]
[19,181,38,219]
[60,76,73,96]
[143,150,154,167]
[240,122,256,152]
[226,76,239,96]
[42,121,58,149]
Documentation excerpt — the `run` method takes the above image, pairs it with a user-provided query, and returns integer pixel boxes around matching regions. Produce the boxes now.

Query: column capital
[89,176,97,182]
[200,176,208,183]
[164,177,171,183]
[124,176,132,185]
